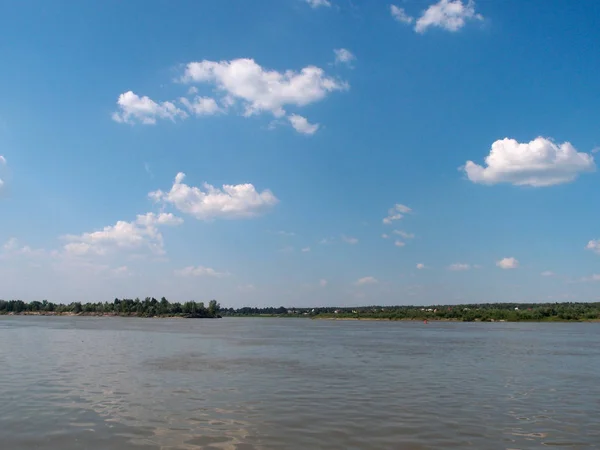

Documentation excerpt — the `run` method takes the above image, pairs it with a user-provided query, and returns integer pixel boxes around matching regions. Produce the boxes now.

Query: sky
[1,0,600,307]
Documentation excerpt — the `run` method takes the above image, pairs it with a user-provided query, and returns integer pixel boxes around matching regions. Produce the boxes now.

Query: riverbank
[0,311,220,319]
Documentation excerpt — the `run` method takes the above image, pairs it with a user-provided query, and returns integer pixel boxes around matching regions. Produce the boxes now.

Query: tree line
[0,297,221,318]
[2,300,600,321]
[221,302,600,321]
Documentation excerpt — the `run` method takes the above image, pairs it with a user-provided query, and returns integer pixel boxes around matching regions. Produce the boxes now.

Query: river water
[0,317,598,449]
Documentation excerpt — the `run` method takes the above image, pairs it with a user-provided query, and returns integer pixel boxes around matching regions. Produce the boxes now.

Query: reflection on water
[1,317,599,449]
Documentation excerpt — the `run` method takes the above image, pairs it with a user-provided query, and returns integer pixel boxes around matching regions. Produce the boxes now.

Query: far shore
[0,311,219,319]
[3,312,599,323]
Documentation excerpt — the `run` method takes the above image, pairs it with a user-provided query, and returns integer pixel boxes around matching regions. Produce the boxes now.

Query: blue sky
[1,0,600,306]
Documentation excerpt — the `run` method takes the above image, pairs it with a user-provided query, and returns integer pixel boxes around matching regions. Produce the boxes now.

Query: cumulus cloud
[355,276,378,286]
[175,266,228,277]
[383,204,412,224]
[288,114,320,135]
[179,96,221,116]
[112,91,188,125]
[394,240,405,247]
[149,172,278,220]
[319,279,328,287]
[448,263,470,271]
[180,58,347,132]
[416,263,426,269]
[334,48,356,66]
[391,5,414,24]
[342,235,359,245]
[301,247,311,252]
[587,240,600,254]
[415,0,483,33]
[464,137,595,187]
[381,233,390,239]
[305,0,331,7]
[496,257,519,269]
[541,271,555,277]
[62,212,182,257]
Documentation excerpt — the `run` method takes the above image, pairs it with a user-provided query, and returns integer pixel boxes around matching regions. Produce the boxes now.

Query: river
[0,317,598,449]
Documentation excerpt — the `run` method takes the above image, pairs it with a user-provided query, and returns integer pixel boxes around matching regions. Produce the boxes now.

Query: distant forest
[1,299,600,321]
[0,298,221,318]
[222,302,600,321]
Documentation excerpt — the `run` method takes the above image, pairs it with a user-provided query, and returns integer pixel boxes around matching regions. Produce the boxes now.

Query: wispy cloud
[355,276,378,286]
[448,263,470,271]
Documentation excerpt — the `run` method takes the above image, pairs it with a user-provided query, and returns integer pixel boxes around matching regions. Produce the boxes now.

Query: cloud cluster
[383,204,412,224]
[113,58,348,134]
[391,0,482,33]
[62,212,183,257]
[112,91,188,125]
[150,172,278,220]
[464,137,595,187]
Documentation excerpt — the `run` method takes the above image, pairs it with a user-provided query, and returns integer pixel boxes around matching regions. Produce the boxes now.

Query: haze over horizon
[1,0,599,306]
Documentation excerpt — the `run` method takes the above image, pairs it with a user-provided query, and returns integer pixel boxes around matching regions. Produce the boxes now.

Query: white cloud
[587,240,600,254]
[448,263,470,271]
[62,212,182,257]
[135,212,183,227]
[288,114,320,135]
[394,230,415,239]
[381,233,390,239]
[541,271,555,277]
[319,279,328,287]
[275,230,296,237]
[464,137,595,187]
[355,276,378,286]
[496,257,519,269]
[0,155,6,189]
[149,172,278,220]
[181,58,347,118]
[416,263,426,269]
[334,48,356,66]
[383,204,412,224]
[175,266,228,277]
[581,274,600,282]
[394,240,405,247]
[342,235,359,245]
[1,238,47,258]
[3,237,18,252]
[112,91,187,125]
[305,0,331,8]
[301,247,311,252]
[179,96,221,116]
[415,0,483,33]
[391,5,414,24]
[319,237,334,245]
